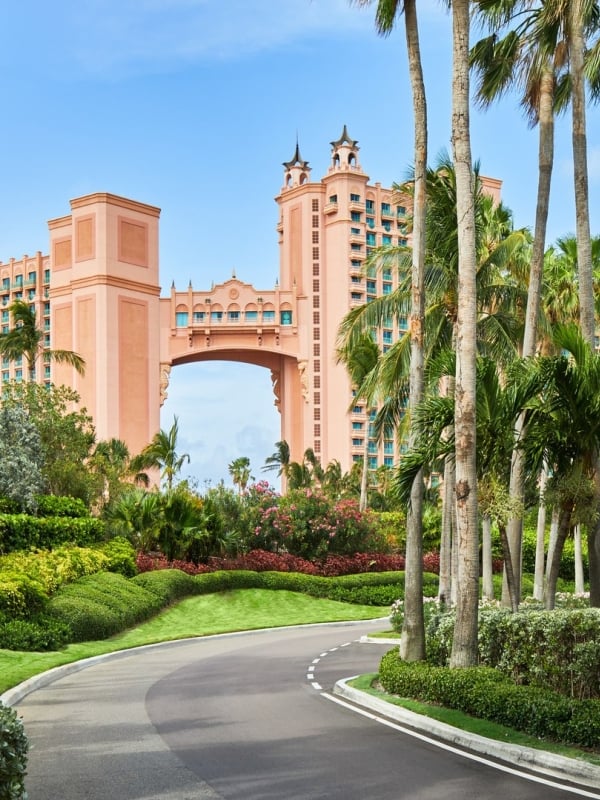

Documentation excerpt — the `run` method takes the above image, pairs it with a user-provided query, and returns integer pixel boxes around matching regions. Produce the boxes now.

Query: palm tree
[131,416,190,490]
[262,440,291,481]
[90,438,134,510]
[351,0,428,661]
[228,456,253,495]
[336,332,380,512]
[0,299,85,381]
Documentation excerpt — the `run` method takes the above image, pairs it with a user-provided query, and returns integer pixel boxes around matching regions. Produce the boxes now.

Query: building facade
[0,129,501,477]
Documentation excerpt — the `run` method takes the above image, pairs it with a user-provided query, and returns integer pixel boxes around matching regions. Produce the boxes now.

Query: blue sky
[2,1,600,489]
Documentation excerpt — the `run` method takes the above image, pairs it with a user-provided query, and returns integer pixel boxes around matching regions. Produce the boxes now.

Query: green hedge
[48,572,164,642]
[0,514,105,553]
[0,702,28,800]
[379,649,600,749]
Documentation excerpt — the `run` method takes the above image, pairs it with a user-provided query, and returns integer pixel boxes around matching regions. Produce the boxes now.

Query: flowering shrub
[251,490,381,560]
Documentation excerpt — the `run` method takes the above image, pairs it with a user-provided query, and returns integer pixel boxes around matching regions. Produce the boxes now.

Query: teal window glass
[352,438,363,447]
[193,311,205,323]
[382,235,392,245]
[351,211,361,222]
[366,280,376,292]
[352,421,364,430]
[350,193,361,202]
[351,227,361,235]
[366,233,376,246]
[368,456,378,469]
[384,457,394,467]
[381,202,391,215]
[210,311,223,322]
[383,330,392,344]
[351,292,363,301]
[228,311,240,322]
[280,310,293,325]
[44,269,50,283]
[382,282,392,295]
[175,312,189,327]
[245,310,258,321]
[263,310,275,321]
[366,199,374,212]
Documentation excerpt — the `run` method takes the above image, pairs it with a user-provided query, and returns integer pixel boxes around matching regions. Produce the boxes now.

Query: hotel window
[312,215,319,227]
[366,280,376,293]
[353,454,361,463]
[314,408,321,420]
[228,311,240,322]
[314,440,321,454]
[366,217,375,229]
[384,441,394,455]
[313,296,320,308]
[210,311,223,322]
[399,237,408,246]
[350,227,361,235]
[366,233,376,246]
[45,365,51,379]
[263,310,275,321]
[1,310,8,323]
[14,275,23,288]
[383,330,393,344]
[351,260,362,269]
[382,221,391,232]
[14,292,22,300]
[280,310,293,325]
[313,343,320,357]
[245,310,258,321]
[351,276,362,284]
[383,282,392,295]
[313,312,320,324]
[2,372,8,383]
[350,243,362,252]
[313,327,320,339]
[382,268,392,280]
[352,405,363,414]
[312,231,319,244]
[314,375,320,388]
[351,292,363,301]
[352,438,363,447]
[350,193,361,202]
[314,359,320,371]
[366,199,374,212]
[382,235,392,245]
[15,369,22,382]
[313,263,319,276]
[384,457,394,467]
[314,392,320,404]
[381,202,391,215]
[176,312,189,327]
[312,247,319,259]
[368,456,378,469]
[351,211,361,222]
[44,302,50,314]
[193,311,205,323]
[368,440,377,454]
[352,421,363,430]
[313,280,320,293]
[328,194,337,204]
[397,205,406,217]
[2,278,9,290]
[2,326,8,334]
[399,314,409,331]
[314,424,321,437]
[28,271,36,284]
[44,269,50,283]
[312,199,319,211]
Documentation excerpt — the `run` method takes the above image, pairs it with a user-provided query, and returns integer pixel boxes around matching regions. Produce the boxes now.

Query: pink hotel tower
[0,128,501,479]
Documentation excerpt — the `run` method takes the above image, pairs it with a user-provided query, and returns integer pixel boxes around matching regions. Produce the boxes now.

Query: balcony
[348,200,365,213]
[324,201,338,215]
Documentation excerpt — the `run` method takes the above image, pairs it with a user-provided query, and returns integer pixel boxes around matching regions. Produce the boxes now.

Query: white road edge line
[320,692,600,799]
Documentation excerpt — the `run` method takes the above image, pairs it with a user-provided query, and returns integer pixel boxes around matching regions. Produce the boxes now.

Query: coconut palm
[0,299,85,381]
[351,0,428,660]
[262,440,291,480]
[336,331,381,512]
[228,456,253,495]
[131,416,190,490]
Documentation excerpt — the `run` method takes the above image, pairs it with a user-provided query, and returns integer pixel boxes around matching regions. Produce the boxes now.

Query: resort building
[0,129,501,477]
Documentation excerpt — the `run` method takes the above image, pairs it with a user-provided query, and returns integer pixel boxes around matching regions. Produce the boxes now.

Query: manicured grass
[0,590,388,695]
[349,674,600,767]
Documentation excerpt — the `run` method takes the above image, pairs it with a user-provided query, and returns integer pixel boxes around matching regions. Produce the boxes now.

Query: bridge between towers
[159,275,310,464]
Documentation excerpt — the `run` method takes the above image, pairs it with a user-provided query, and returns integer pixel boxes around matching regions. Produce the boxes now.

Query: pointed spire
[283,136,310,170]
[232,267,237,279]
[331,124,358,149]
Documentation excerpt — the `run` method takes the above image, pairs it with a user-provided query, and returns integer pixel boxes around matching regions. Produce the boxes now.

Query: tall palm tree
[131,416,190,490]
[351,0,428,662]
[336,331,380,512]
[228,456,253,495]
[0,299,85,381]
[262,440,291,481]
[450,0,480,667]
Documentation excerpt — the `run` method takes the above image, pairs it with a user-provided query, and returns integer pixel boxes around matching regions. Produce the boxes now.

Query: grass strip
[349,674,600,767]
[0,590,387,694]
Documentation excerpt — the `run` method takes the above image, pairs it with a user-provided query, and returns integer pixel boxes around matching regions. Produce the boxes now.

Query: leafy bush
[0,546,110,597]
[0,573,47,617]
[35,496,89,518]
[0,615,72,651]
[0,514,105,553]
[101,537,137,577]
[0,701,28,800]
[379,649,600,749]
[426,605,600,699]
[132,569,197,603]
[48,572,164,642]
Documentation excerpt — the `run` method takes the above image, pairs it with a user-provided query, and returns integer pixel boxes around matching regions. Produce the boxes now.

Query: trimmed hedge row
[0,514,105,553]
[426,606,600,699]
[0,702,28,800]
[40,568,415,648]
[379,648,600,749]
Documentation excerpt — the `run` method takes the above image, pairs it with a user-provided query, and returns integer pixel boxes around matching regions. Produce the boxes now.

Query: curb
[333,678,600,791]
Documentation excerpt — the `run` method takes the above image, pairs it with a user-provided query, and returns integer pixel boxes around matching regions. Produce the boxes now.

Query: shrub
[35,496,89,518]
[101,537,137,577]
[379,648,600,749]
[0,573,47,617]
[48,572,164,642]
[0,514,105,553]
[0,615,72,651]
[0,701,28,800]
[132,569,197,603]
[0,546,110,597]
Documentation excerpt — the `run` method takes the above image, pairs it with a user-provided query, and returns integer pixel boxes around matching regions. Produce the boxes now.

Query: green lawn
[0,589,388,694]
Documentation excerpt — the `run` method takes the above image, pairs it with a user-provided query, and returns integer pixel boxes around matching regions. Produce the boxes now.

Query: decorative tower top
[329,125,363,173]
[282,139,311,190]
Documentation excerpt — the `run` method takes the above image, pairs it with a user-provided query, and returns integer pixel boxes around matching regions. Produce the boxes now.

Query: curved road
[15,620,597,799]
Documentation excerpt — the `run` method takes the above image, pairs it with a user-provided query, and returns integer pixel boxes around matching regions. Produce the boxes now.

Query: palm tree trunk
[546,507,559,584]
[360,440,369,511]
[438,458,454,608]
[504,65,555,610]
[450,0,480,668]
[574,524,585,595]
[533,462,549,601]
[545,501,574,610]
[481,515,494,601]
[570,0,595,347]
[400,0,427,664]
